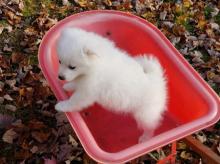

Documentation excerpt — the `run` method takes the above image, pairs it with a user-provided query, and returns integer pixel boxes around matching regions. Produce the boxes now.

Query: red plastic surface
[38,10,220,163]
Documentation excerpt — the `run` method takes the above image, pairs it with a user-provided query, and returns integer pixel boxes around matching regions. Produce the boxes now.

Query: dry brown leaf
[217,143,220,154]
[56,112,68,126]
[206,28,215,38]
[0,81,4,92]
[197,19,207,29]
[0,114,14,128]
[183,0,193,8]
[0,25,4,34]
[4,94,13,101]
[12,119,25,129]
[3,44,12,52]
[31,131,51,143]
[0,55,9,69]
[0,97,4,104]
[4,9,21,25]
[177,142,187,150]
[5,79,16,88]
[2,128,18,143]
[45,18,58,29]
[62,0,70,6]
[69,135,78,147]
[214,42,220,51]
[180,151,192,160]
[18,0,24,10]
[160,11,167,20]
[103,0,112,6]
[24,27,38,36]
[5,104,17,112]
[57,144,73,162]
[28,120,46,130]
[195,132,207,143]
[15,149,32,160]
[74,0,87,7]
[11,52,25,63]
[30,146,38,154]
[206,71,216,80]
[213,75,220,83]
[44,156,56,164]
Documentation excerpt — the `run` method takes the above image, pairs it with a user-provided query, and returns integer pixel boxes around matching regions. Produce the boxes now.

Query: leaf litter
[0,0,220,163]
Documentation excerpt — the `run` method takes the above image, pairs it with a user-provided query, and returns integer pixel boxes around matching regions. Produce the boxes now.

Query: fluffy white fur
[55,28,167,142]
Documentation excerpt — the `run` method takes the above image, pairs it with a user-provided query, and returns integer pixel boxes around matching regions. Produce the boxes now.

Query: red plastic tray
[38,10,220,163]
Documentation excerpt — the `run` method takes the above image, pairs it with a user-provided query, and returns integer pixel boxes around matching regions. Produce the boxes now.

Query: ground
[0,0,219,163]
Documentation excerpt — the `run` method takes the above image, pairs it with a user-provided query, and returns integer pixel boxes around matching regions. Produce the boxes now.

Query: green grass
[0,20,8,26]
[204,5,213,19]
[22,0,52,17]
[214,13,220,25]
[183,19,195,33]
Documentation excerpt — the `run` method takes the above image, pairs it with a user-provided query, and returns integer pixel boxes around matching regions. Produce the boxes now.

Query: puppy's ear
[82,47,97,59]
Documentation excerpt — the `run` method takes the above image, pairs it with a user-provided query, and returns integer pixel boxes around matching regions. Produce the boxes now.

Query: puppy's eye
[68,66,76,70]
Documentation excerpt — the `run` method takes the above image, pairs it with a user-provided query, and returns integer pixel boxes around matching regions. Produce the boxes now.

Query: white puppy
[55,28,167,142]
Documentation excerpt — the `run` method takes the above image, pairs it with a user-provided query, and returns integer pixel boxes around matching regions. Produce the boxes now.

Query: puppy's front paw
[63,83,75,91]
[55,101,72,112]
[138,130,154,143]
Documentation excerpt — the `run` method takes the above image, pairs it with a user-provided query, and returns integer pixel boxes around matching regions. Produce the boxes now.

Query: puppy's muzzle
[58,75,65,80]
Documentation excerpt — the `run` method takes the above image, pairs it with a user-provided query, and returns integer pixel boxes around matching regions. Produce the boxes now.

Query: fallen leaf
[74,0,88,7]
[0,114,14,128]
[15,149,32,160]
[0,25,4,34]
[177,142,187,150]
[3,44,12,52]
[206,28,215,38]
[5,79,16,88]
[56,113,68,126]
[28,120,46,130]
[206,71,216,80]
[0,97,4,104]
[195,132,207,143]
[156,148,166,160]
[11,52,25,63]
[213,75,220,83]
[31,131,51,143]
[183,0,193,8]
[0,55,9,69]
[180,151,192,160]
[69,135,78,147]
[30,146,38,154]
[211,7,219,17]
[4,94,13,101]
[197,19,207,29]
[0,81,4,91]
[62,0,70,6]
[4,9,21,25]
[5,104,17,112]
[45,18,58,29]
[160,11,167,20]
[103,0,112,6]
[18,0,24,10]
[217,143,220,154]
[24,27,38,36]
[2,128,18,143]
[44,156,56,164]
[57,144,73,162]
[12,119,25,128]
[210,22,219,30]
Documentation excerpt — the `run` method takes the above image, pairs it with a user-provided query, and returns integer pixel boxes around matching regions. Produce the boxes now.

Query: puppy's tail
[135,54,164,76]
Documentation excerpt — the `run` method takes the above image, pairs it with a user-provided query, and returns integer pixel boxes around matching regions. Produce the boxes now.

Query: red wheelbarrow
[38,10,220,163]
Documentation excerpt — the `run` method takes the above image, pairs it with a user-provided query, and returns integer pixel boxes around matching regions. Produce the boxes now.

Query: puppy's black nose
[58,75,65,80]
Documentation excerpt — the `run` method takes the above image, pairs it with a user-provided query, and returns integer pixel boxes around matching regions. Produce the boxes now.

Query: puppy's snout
[58,75,65,80]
